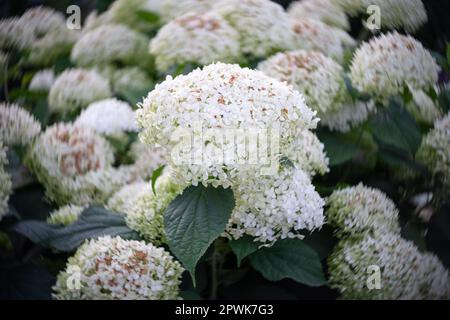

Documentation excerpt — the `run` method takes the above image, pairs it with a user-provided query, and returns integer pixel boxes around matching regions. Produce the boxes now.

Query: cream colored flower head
[71,24,150,68]
[150,11,241,72]
[0,103,41,147]
[53,236,184,300]
[136,62,318,188]
[26,123,131,205]
[227,165,325,244]
[326,183,400,237]
[213,0,295,58]
[48,69,112,115]
[29,69,55,91]
[258,50,372,132]
[350,32,439,105]
[288,0,350,30]
[74,98,138,136]
[0,6,79,65]
[329,231,450,299]
[416,112,450,187]
[290,18,355,62]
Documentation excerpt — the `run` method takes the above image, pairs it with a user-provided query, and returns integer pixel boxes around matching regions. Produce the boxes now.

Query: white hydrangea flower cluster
[85,0,212,32]
[53,236,184,300]
[258,50,347,117]
[405,84,442,125]
[332,0,427,33]
[227,166,325,244]
[416,112,450,187]
[48,69,112,115]
[350,32,440,105]
[284,130,329,177]
[28,69,55,92]
[0,144,12,221]
[288,0,350,31]
[326,183,400,237]
[0,103,41,147]
[330,0,364,16]
[71,24,150,69]
[258,50,372,132]
[290,18,355,62]
[47,205,86,226]
[212,0,294,58]
[74,99,137,136]
[0,7,79,65]
[124,174,183,244]
[0,103,39,219]
[104,0,164,32]
[26,123,132,205]
[0,17,35,51]
[150,11,241,72]
[128,141,167,180]
[136,62,319,188]
[161,0,213,22]
[320,100,374,132]
[107,182,152,214]
[328,231,450,299]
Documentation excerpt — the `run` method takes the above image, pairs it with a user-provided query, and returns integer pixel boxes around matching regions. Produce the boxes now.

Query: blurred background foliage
[1,0,449,54]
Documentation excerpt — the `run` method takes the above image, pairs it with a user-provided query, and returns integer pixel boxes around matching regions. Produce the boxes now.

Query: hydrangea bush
[1,0,449,301]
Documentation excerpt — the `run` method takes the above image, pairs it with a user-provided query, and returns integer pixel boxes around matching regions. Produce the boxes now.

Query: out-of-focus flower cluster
[417,112,450,188]
[258,50,373,132]
[332,0,427,33]
[327,184,450,299]
[350,32,440,111]
[0,6,79,66]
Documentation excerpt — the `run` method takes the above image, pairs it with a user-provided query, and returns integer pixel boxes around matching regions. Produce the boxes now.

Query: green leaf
[179,291,203,300]
[164,185,235,284]
[12,206,139,251]
[370,99,422,155]
[279,156,295,168]
[302,226,337,261]
[136,10,160,24]
[317,130,361,166]
[447,43,450,67]
[32,98,50,126]
[229,235,259,267]
[431,50,448,70]
[377,143,430,176]
[342,74,371,102]
[401,222,426,252]
[119,87,150,106]
[343,74,359,101]
[151,165,165,195]
[249,239,327,287]
[402,85,413,105]
[54,55,73,73]
[438,88,450,113]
